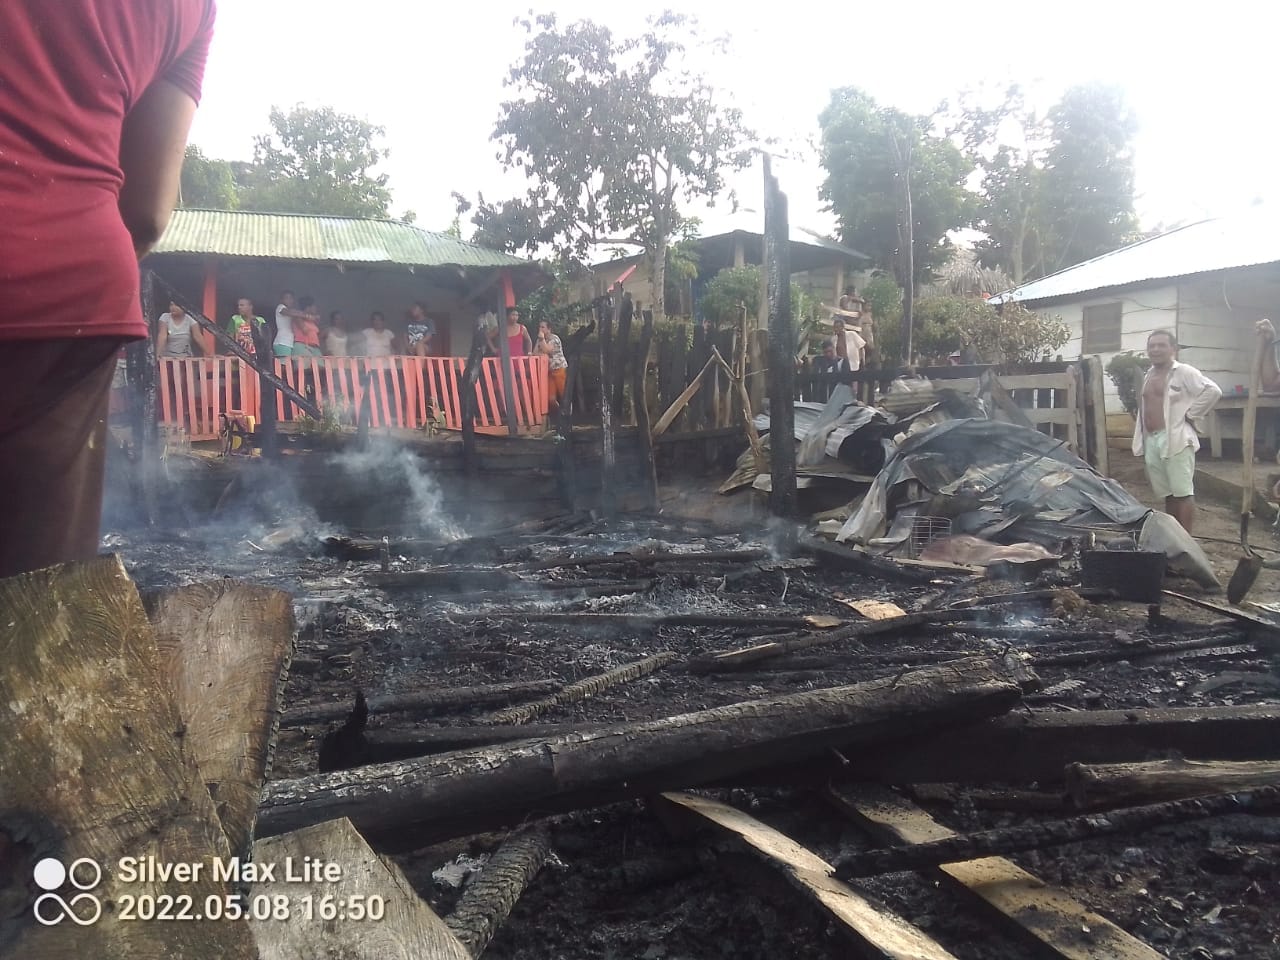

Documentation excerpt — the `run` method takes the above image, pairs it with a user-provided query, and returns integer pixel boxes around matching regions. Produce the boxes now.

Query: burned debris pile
[14,497,1278,959]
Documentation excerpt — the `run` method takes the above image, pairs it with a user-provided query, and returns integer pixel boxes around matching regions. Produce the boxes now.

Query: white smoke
[328,440,466,541]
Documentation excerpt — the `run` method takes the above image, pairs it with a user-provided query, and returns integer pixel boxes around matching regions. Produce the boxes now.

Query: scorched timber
[282,680,560,726]
[256,658,1023,845]
[725,704,1280,788]
[832,784,1280,880]
[1066,758,1280,809]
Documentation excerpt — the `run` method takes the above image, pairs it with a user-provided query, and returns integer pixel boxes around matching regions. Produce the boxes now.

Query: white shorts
[1143,430,1196,499]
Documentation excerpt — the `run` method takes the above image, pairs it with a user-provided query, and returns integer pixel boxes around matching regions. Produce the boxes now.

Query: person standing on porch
[536,320,568,408]
[829,316,866,372]
[1133,329,1222,534]
[156,301,204,358]
[0,0,216,578]
[488,307,532,357]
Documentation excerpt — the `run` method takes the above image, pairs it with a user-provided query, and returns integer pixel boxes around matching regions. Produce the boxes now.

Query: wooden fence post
[634,309,659,512]
[599,293,619,519]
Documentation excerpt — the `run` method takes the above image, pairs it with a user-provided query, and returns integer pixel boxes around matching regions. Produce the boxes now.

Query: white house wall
[1040,284,1179,414]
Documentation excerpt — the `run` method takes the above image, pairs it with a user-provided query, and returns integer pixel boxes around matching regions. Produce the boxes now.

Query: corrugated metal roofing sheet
[989,210,1280,305]
[153,209,535,269]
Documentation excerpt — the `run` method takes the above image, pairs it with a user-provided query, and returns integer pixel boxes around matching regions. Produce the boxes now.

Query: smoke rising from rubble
[328,440,465,542]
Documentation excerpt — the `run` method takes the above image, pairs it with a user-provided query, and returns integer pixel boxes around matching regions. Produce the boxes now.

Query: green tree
[912,296,1069,364]
[947,83,1138,281]
[238,105,393,217]
[465,12,754,321]
[818,87,974,284]
[1040,84,1139,272]
[179,145,239,209]
[862,274,904,365]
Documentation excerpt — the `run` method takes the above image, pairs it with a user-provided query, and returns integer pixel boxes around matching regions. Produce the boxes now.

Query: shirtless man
[1132,329,1222,533]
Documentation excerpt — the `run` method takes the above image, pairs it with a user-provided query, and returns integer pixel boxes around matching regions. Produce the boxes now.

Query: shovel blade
[1227,553,1265,605]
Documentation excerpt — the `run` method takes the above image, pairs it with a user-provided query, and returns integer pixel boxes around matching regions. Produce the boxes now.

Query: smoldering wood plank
[0,556,255,959]
[654,792,960,960]
[257,658,1023,846]
[1066,758,1280,810]
[143,581,295,861]
[828,785,1168,960]
[250,817,469,960]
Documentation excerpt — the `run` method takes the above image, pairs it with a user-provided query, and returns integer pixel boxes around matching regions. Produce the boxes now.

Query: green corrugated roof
[154,208,533,269]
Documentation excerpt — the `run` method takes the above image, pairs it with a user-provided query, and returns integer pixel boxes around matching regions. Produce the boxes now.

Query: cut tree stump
[143,581,295,860]
[0,557,255,960]
[828,785,1168,960]
[1066,758,1280,810]
[251,817,468,960]
[654,792,959,960]
[257,658,1023,846]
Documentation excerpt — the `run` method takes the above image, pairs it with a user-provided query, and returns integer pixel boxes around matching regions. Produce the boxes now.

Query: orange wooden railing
[154,355,549,440]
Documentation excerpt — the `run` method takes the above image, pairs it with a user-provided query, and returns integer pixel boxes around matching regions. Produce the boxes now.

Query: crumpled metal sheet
[836,418,1220,588]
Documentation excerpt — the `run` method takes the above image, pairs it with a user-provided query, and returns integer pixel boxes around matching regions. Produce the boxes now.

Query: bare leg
[1166,495,1195,534]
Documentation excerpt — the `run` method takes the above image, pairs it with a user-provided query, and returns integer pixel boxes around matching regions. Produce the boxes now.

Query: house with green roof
[147,208,548,356]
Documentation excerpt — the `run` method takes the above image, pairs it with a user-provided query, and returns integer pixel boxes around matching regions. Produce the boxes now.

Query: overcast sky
[189,0,1280,245]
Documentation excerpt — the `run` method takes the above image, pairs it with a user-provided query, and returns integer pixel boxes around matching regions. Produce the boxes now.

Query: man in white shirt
[829,316,866,372]
[1132,328,1222,533]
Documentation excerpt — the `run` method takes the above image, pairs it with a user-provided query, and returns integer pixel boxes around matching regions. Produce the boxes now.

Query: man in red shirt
[0,1,216,578]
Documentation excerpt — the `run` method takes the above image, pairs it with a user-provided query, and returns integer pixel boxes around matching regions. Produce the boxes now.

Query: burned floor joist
[282,679,561,727]
[832,784,1280,881]
[257,658,1024,846]
[827,785,1168,960]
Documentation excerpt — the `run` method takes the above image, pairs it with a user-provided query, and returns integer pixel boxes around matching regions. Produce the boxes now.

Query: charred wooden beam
[445,828,550,957]
[282,680,560,727]
[479,652,678,725]
[257,658,1023,845]
[1066,758,1280,810]
[828,785,1166,960]
[742,704,1280,788]
[523,548,769,572]
[833,784,1280,881]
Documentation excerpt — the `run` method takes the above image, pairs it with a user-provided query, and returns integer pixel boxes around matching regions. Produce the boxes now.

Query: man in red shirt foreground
[0,0,216,578]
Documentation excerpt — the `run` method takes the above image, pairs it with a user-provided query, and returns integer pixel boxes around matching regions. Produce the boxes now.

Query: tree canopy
[179,105,398,219]
[178,145,239,210]
[461,11,754,320]
[946,82,1139,282]
[818,87,974,284]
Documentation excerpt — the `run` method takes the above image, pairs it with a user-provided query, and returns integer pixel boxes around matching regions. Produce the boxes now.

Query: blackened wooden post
[612,292,633,424]
[598,291,619,519]
[461,322,485,480]
[633,309,659,512]
[764,156,797,516]
[129,269,161,524]
[496,294,519,436]
[252,320,278,459]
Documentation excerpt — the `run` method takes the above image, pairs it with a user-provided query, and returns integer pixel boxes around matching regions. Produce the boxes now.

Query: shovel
[1227,329,1269,604]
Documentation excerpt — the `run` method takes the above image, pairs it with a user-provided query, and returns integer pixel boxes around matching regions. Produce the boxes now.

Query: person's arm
[117,80,199,259]
[1184,369,1224,422]
[1257,320,1280,393]
[523,328,534,354]
[155,322,169,357]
